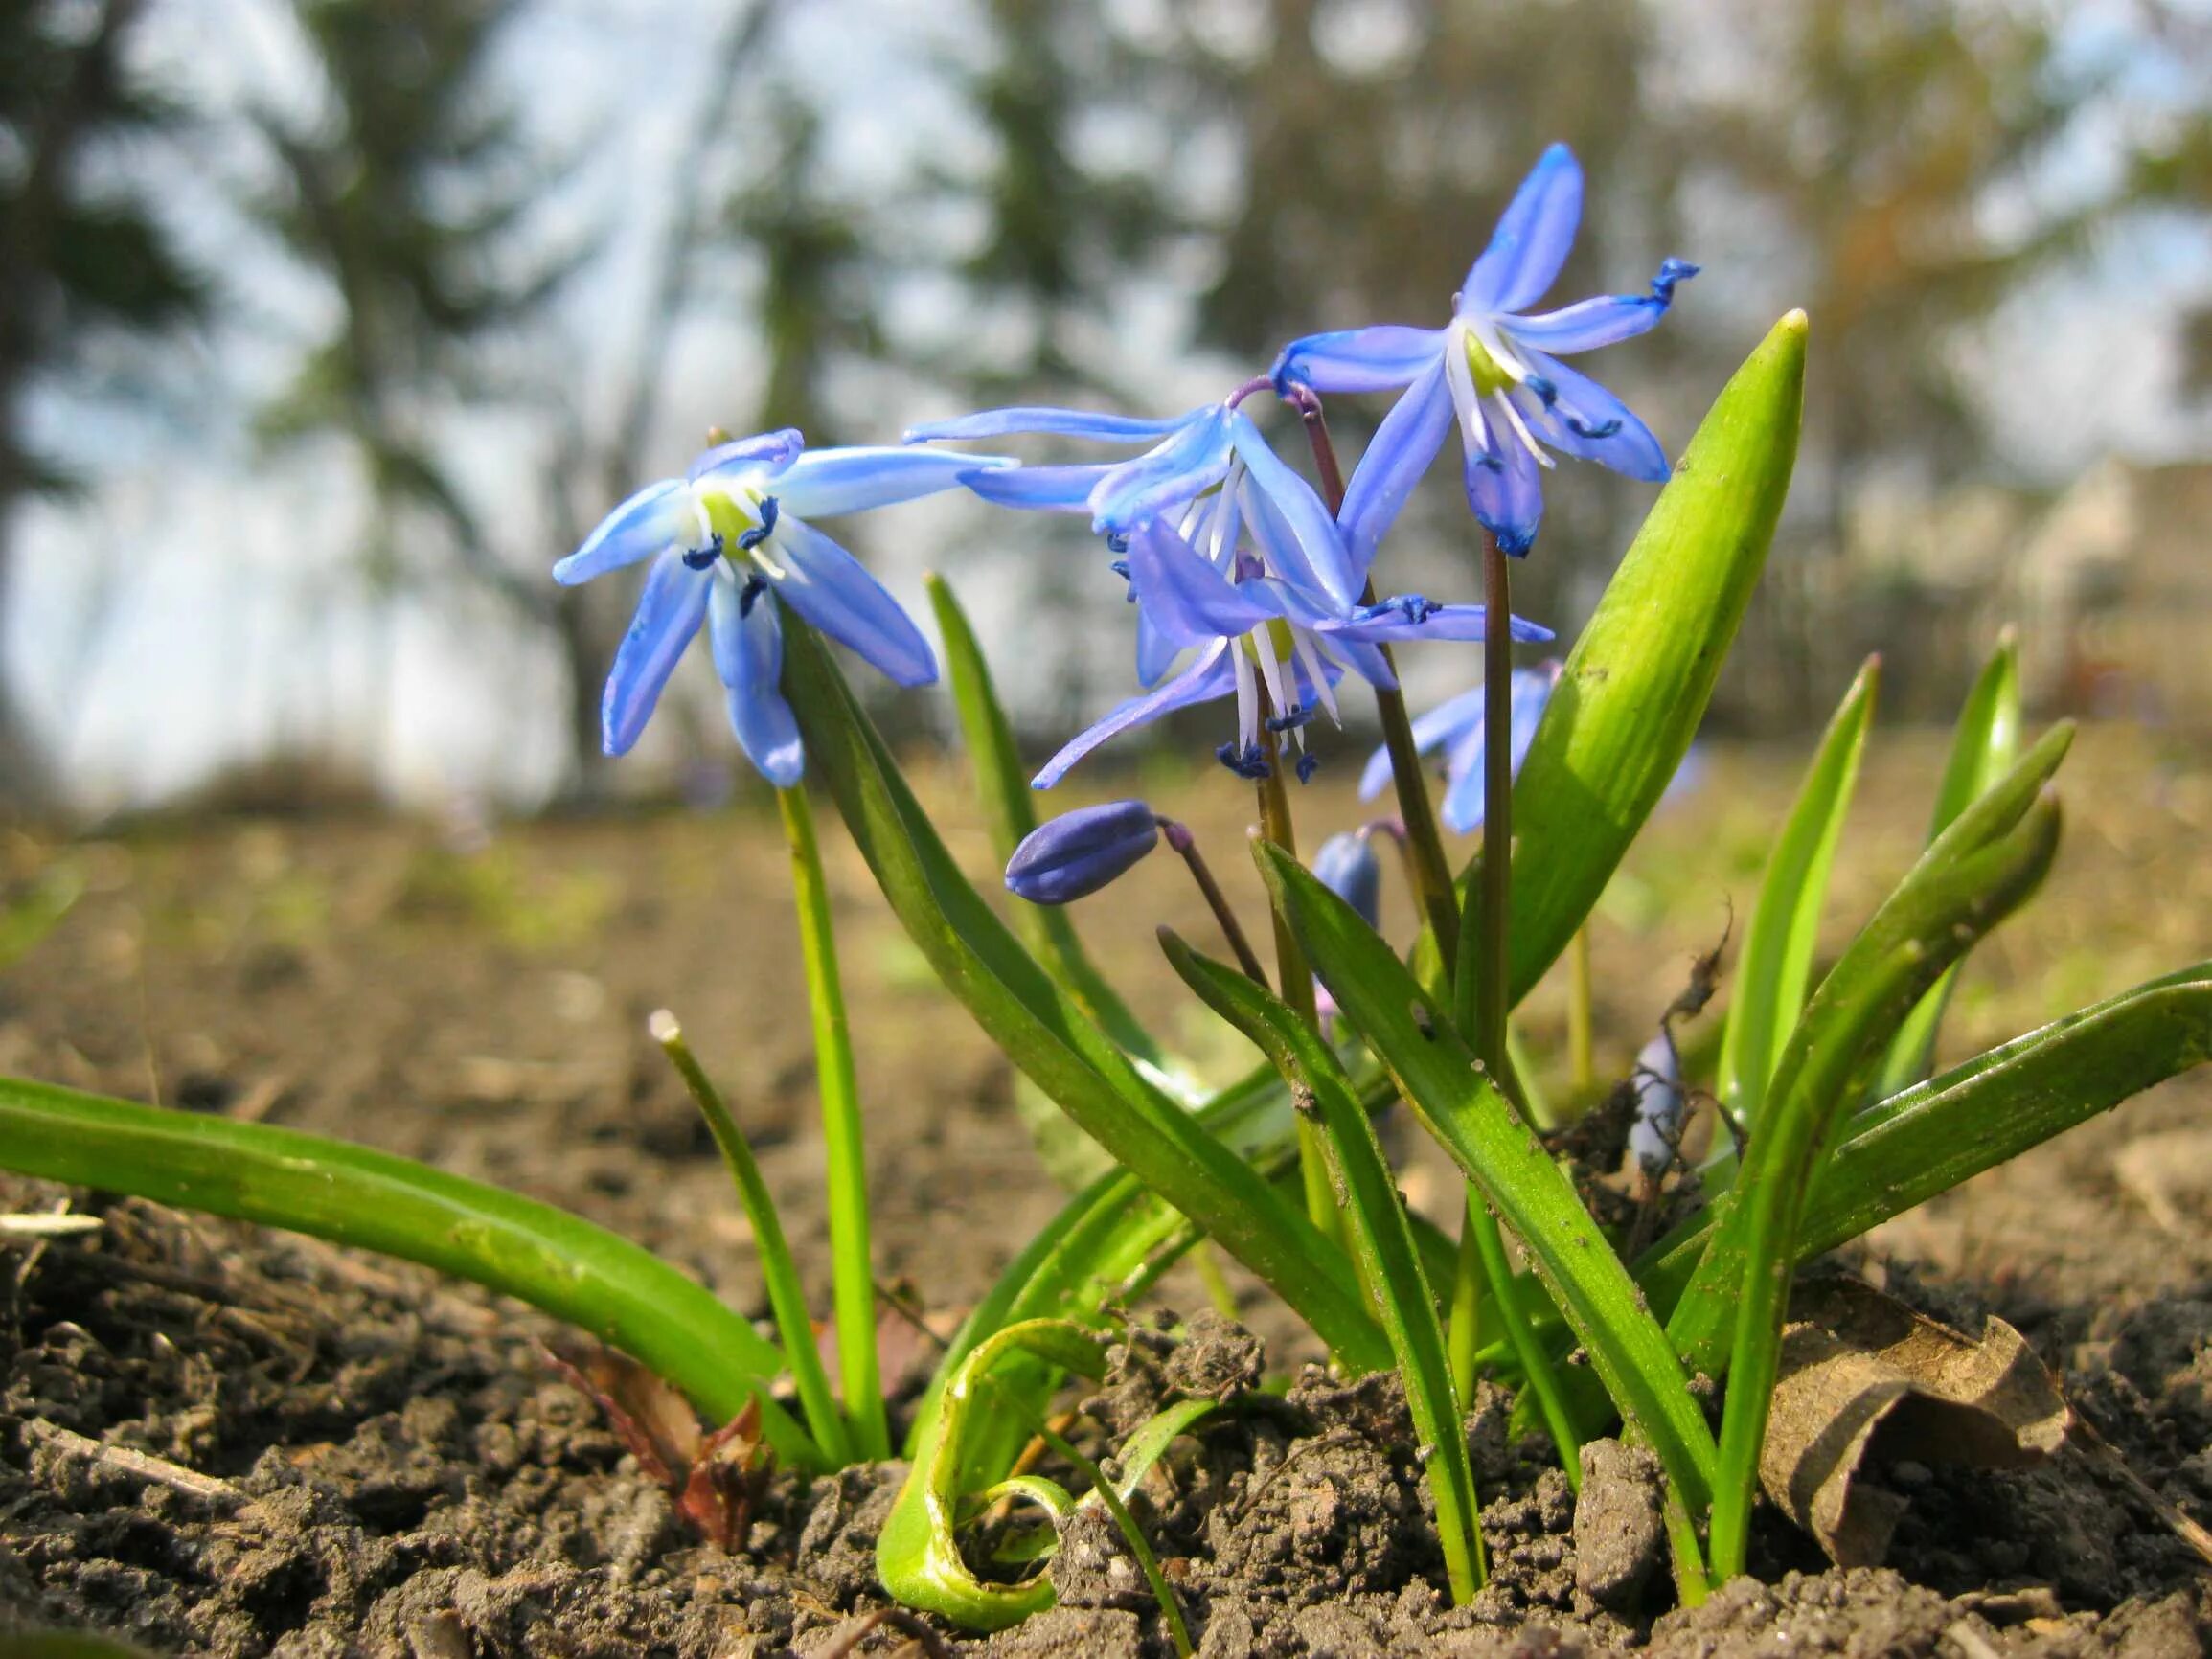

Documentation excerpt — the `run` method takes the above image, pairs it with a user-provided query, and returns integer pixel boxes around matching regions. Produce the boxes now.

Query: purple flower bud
[1311,830,1382,928]
[1006,800,1160,904]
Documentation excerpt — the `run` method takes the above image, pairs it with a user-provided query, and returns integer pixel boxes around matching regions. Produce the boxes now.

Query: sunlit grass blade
[1872,630,2022,1098]
[1255,841,1719,1527]
[1677,727,2071,1579]
[1160,927,1489,1602]
[1716,656,1880,1127]
[1499,311,1807,1005]
[775,785,888,1462]
[0,1076,818,1466]
[781,617,1389,1374]
[925,572,1162,1072]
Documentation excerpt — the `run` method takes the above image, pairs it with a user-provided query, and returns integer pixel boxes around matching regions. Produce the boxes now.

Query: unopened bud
[1005,800,1160,904]
[1626,1029,1685,1175]
[1311,830,1382,928]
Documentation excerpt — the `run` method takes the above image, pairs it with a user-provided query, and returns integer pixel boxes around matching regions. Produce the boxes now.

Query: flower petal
[1126,519,1271,647]
[903,406,1187,443]
[773,446,1015,518]
[1269,326,1446,395]
[1230,413,1361,610]
[963,463,1114,512]
[1463,425,1545,557]
[1032,639,1239,789]
[708,578,805,786]
[601,549,711,755]
[1463,143,1583,317]
[1134,602,1181,687]
[688,429,806,481]
[1508,294,1663,354]
[555,478,686,584]
[1524,351,1667,481]
[1320,601,1552,645]
[1338,357,1453,577]
[1088,408,1235,531]
[764,515,937,687]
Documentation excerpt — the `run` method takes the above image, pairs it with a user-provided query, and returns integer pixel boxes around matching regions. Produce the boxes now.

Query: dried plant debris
[1760,1274,2070,1567]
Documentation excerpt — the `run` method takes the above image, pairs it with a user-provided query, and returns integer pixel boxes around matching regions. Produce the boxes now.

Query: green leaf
[1716,656,1880,1126]
[1160,928,1489,1602]
[926,572,1163,1079]
[781,617,1389,1374]
[878,1318,1113,1629]
[1682,726,2069,1578]
[0,1076,814,1465]
[1502,312,1807,1005]
[1871,630,2022,1097]
[1255,841,1719,1518]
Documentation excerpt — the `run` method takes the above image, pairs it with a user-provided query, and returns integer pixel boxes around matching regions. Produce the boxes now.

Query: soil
[4,732,2212,1655]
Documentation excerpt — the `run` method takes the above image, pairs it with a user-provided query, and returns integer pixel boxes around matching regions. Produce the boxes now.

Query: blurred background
[6,0,2210,819]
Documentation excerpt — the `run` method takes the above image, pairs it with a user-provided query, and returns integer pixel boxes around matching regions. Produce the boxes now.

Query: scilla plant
[5,145,2211,1642]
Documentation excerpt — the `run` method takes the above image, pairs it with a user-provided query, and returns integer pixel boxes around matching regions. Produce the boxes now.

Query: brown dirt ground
[3,722,2212,1655]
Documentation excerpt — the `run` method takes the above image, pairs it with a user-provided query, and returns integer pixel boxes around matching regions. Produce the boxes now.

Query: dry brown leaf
[1759,1275,2071,1566]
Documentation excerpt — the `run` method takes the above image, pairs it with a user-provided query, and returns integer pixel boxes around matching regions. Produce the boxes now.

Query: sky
[12,0,2211,815]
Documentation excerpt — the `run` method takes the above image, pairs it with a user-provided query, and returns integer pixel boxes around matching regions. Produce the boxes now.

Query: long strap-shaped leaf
[781,617,1388,1373]
[1680,726,2070,1577]
[1254,841,1719,1515]
[1162,928,1489,1602]
[1496,312,1807,1005]
[1870,631,2022,1098]
[1716,656,1879,1126]
[0,1076,813,1463]
[926,573,1162,1069]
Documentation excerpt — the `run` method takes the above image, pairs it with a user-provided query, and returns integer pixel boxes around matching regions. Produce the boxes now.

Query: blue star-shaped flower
[1272,143,1696,561]
[1357,661,1562,834]
[553,431,1012,784]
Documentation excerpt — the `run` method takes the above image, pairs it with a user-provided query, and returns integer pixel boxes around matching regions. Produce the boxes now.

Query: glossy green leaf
[1717,656,1880,1125]
[0,1076,813,1465]
[926,572,1162,1077]
[781,617,1388,1374]
[1872,630,2022,1098]
[1256,841,1718,1519]
[1161,929,1488,1602]
[1681,726,2069,1577]
[1500,311,1808,1005]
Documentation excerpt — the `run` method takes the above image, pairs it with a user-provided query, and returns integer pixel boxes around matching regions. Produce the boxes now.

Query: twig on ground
[22,1418,243,1508]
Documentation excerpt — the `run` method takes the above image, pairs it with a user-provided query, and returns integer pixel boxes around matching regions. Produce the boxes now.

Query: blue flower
[1311,830,1382,929]
[903,397,1366,610]
[553,431,1012,785]
[1004,799,1161,904]
[1271,143,1696,562]
[1359,661,1561,833]
[1036,483,1551,790]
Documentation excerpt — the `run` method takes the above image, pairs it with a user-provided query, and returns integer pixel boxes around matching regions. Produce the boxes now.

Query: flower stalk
[1158,817,1268,985]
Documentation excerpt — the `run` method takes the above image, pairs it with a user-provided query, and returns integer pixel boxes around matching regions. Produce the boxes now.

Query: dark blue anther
[1366,594,1437,625]
[1296,751,1320,784]
[1105,533,1130,555]
[1109,558,1134,602]
[1526,375,1558,405]
[681,532,725,571]
[736,494,780,552]
[737,573,768,617]
[1475,452,1504,472]
[1565,414,1623,440]
[1266,705,1315,733]
[1215,741,1271,781]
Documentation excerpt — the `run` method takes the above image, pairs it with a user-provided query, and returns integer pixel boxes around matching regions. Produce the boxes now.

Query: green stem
[1253,711,1334,1240]
[777,784,889,1462]
[1447,1216,1484,1408]
[1466,1194,1581,1489]
[653,1011,855,1466]
[1036,1421,1195,1657]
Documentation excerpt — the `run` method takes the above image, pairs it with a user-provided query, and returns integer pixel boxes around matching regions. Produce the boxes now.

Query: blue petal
[1089,407,1235,531]
[764,515,937,688]
[688,429,805,481]
[1135,602,1181,687]
[708,578,805,786]
[1359,680,1484,805]
[1524,351,1667,481]
[1464,427,1545,557]
[1321,602,1552,645]
[601,549,711,755]
[773,446,1014,518]
[1230,413,1361,610]
[1033,639,1238,789]
[963,463,1114,513]
[1356,740,1400,802]
[555,478,686,584]
[1464,143,1584,317]
[1509,296,1660,354]
[1337,358,1453,580]
[1269,326,1446,395]
[1433,666,1559,832]
[903,406,1188,443]
[1125,519,1270,647]
[1439,716,1492,833]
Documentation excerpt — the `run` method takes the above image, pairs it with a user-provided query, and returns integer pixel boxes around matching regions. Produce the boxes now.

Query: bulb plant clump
[7,142,2212,1645]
